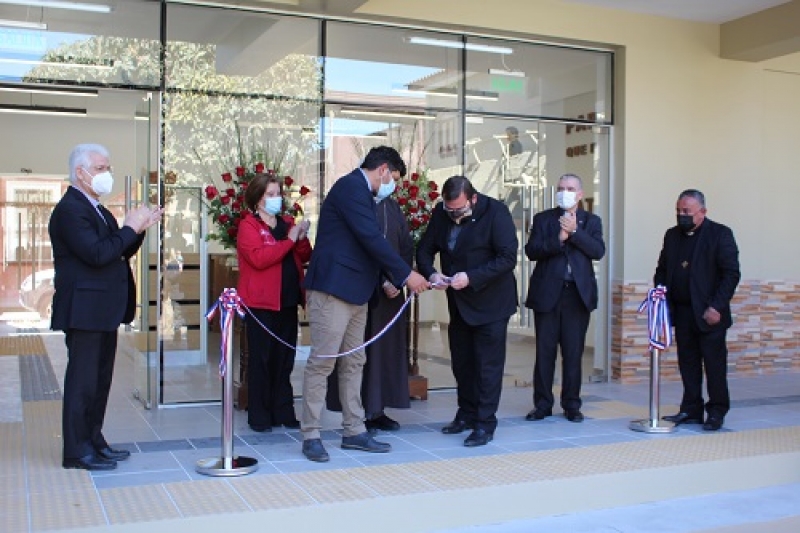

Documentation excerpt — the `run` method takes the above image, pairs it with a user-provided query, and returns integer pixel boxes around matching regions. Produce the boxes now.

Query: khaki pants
[301,290,368,440]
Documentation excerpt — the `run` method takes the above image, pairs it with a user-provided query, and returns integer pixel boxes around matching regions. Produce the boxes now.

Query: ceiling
[559,0,791,24]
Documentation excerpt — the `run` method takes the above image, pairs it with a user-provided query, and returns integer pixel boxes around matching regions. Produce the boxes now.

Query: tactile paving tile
[416,467,494,491]
[298,480,378,504]
[100,485,182,524]
[476,466,548,485]
[19,355,62,401]
[229,475,315,510]
[165,479,251,517]
[289,468,355,487]
[346,465,438,497]
[29,490,107,531]
[0,335,47,356]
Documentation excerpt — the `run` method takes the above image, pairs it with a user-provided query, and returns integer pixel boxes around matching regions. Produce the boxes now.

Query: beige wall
[361,0,800,284]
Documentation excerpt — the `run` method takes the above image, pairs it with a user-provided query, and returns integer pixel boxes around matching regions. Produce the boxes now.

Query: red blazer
[236,212,312,311]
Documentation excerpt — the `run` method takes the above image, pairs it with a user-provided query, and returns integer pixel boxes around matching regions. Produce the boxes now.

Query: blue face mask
[262,196,283,215]
[375,171,396,202]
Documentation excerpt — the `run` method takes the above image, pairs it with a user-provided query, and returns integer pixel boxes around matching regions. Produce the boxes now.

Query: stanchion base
[196,456,259,477]
[629,418,677,434]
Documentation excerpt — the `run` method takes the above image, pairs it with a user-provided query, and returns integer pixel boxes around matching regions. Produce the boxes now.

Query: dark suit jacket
[654,218,740,332]
[304,169,412,306]
[524,207,605,313]
[416,193,518,326]
[49,186,145,332]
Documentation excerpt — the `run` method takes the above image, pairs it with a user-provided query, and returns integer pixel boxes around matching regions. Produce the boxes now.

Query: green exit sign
[489,76,524,93]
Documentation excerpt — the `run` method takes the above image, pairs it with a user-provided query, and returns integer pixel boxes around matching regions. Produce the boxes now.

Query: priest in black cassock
[326,194,414,431]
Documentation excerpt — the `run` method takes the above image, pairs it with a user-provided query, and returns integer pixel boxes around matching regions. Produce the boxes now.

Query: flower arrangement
[203,163,311,250]
[395,169,440,245]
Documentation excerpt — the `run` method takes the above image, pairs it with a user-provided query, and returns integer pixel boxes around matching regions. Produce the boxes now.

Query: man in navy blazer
[524,174,605,423]
[50,144,162,471]
[300,146,429,462]
[656,189,740,431]
[416,176,518,447]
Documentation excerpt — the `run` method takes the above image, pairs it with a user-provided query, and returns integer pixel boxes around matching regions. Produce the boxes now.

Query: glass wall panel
[163,4,322,404]
[0,0,160,87]
[465,37,612,123]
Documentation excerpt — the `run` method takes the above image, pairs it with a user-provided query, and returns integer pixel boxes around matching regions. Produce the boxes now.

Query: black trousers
[62,329,118,459]
[672,303,730,418]
[447,304,509,433]
[246,307,299,427]
[533,282,590,412]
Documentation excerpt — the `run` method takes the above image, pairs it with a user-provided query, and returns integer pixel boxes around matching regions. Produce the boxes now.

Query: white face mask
[85,169,114,196]
[262,196,283,216]
[556,190,577,210]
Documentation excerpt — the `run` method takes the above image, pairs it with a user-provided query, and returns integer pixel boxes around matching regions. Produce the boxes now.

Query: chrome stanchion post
[197,288,258,476]
[629,347,675,433]
[630,285,676,434]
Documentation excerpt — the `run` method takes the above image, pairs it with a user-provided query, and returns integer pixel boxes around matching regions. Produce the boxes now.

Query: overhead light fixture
[407,36,513,55]
[0,103,86,116]
[0,19,47,29]
[488,68,525,78]
[0,0,112,13]
[397,85,499,102]
[341,109,435,121]
[0,57,114,69]
[0,82,97,96]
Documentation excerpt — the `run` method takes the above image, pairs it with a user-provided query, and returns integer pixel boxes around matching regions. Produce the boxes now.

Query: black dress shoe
[365,414,400,432]
[463,429,493,447]
[703,416,724,431]
[441,419,472,434]
[63,453,117,471]
[662,412,703,425]
[281,419,301,429]
[525,408,552,421]
[341,432,391,453]
[565,409,585,423]
[96,446,131,461]
[249,424,272,433]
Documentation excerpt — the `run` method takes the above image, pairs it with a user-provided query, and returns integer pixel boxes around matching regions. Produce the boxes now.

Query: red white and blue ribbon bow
[638,285,672,351]
[206,288,246,377]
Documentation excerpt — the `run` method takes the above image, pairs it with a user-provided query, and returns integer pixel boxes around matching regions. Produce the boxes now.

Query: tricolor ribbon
[206,288,246,378]
[239,293,415,359]
[638,285,672,351]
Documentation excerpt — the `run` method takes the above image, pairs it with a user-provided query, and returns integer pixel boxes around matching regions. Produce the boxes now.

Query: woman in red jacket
[237,173,312,432]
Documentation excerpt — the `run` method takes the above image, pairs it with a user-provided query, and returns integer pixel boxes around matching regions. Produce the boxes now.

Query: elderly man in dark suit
[416,175,518,447]
[50,143,162,470]
[524,173,605,423]
[656,189,740,431]
[300,146,429,462]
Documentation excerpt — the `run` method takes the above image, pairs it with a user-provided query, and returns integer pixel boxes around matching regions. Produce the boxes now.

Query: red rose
[218,214,230,225]
[409,185,419,198]
[429,182,438,191]
[233,216,241,226]
[255,162,265,173]
[235,166,245,177]
[226,188,236,197]
[240,181,248,190]
[411,218,421,228]
[411,172,419,181]
[227,227,238,237]
[398,197,407,206]
[220,196,231,205]
[402,180,410,189]
[205,185,218,199]
[284,176,294,187]
[428,191,439,201]
[408,206,419,214]
[221,172,233,182]
[417,199,426,209]
[232,201,241,211]
[293,202,302,213]
[421,214,430,223]
[299,185,310,196]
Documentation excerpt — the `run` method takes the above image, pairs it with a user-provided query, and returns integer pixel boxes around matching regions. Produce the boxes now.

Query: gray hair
[559,173,583,191]
[69,144,110,184]
[678,189,706,208]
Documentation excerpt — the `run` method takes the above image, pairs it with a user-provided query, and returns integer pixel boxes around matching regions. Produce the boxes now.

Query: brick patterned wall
[611,280,800,383]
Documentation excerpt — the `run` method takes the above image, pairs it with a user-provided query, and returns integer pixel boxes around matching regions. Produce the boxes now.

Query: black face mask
[677,214,695,233]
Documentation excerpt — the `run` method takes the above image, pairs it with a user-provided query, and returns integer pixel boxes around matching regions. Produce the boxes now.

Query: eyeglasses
[443,202,471,217]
